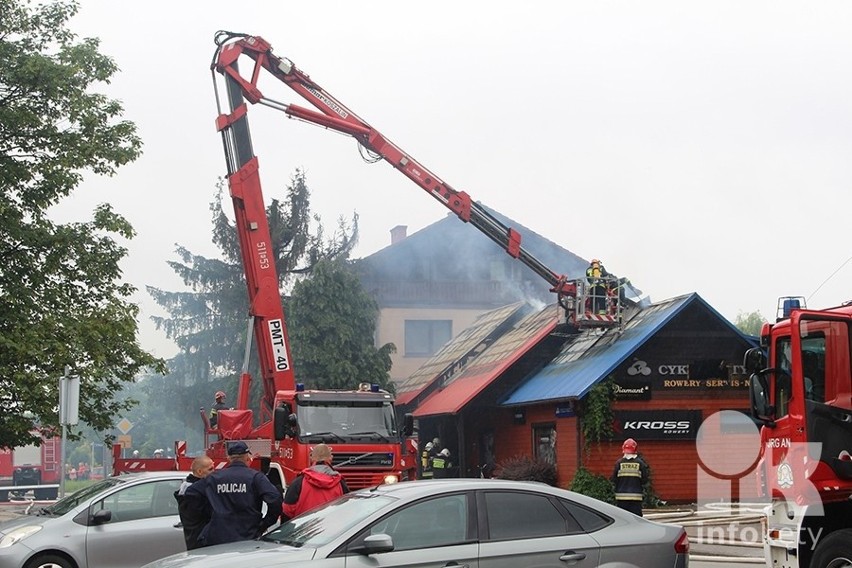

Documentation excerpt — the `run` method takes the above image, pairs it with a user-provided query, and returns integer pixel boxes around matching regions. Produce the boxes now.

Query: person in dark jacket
[431,448,452,478]
[209,391,228,428]
[585,258,611,314]
[174,455,214,550]
[186,441,283,546]
[611,438,649,516]
[282,444,349,520]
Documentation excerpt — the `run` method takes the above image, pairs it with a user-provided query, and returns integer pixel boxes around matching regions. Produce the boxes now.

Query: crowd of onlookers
[65,462,90,481]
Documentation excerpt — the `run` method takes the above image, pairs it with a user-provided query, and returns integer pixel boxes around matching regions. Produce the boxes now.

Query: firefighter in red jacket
[282,444,349,520]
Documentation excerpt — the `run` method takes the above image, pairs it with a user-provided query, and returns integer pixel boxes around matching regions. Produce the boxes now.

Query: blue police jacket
[186,460,283,546]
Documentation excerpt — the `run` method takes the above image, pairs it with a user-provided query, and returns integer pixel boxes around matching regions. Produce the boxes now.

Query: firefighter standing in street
[432,448,452,478]
[186,441,282,546]
[282,443,349,520]
[209,391,228,428]
[420,441,435,478]
[611,438,649,516]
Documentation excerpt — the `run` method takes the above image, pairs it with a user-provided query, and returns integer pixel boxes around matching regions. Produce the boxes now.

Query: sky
[59,1,852,358]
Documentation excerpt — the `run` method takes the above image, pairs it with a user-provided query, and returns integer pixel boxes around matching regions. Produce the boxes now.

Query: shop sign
[614,409,703,440]
[613,379,652,400]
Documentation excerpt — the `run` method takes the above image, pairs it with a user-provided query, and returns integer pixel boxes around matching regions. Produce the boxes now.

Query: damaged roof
[412,305,562,417]
[394,302,529,406]
[500,293,755,406]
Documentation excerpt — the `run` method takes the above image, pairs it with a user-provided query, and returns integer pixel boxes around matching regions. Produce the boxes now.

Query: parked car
[143,478,689,568]
[0,471,187,568]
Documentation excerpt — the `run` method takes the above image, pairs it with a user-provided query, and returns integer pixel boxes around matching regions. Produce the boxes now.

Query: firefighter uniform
[586,259,610,314]
[432,448,452,479]
[611,438,648,517]
[420,442,434,478]
[187,442,282,546]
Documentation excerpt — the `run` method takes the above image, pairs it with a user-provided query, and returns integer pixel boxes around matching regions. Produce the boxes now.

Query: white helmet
[439,448,450,457]
[425,442,434,451]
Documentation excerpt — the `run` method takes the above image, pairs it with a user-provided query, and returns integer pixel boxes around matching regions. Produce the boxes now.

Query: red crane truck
[111,40,424,490]
[746,297,852,568]
[210,31,631,330]
[114,30,632,486]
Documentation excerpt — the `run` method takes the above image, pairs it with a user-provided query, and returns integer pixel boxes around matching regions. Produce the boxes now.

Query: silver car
[0,471,188,568]
[143,478,689,568]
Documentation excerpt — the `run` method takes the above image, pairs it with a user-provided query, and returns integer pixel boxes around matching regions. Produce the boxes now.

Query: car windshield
[46,477,125,516]
[262,491,395,547]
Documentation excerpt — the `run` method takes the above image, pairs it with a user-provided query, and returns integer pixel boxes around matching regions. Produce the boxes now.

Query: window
[533,424,556,466]
[366,494,469,550]
[800,331,826,403]
[404,320,452,357]
[96,479,181,523]
[774,337,792,418]
[483,491,578,540]
[558,498,612,532]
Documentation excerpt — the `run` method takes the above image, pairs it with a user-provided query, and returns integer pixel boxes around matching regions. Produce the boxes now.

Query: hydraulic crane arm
[212,34,297,420]
[211,32,579,304]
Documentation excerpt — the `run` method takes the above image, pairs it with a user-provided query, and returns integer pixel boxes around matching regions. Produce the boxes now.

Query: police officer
[611,438,649,516]
[186,441,283,546]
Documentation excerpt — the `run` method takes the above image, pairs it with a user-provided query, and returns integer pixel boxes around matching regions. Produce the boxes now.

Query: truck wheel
[24,553,73,568]
[811,528,852,568]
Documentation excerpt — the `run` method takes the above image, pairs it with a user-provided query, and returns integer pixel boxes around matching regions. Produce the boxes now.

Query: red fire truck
[746,297,852,568]
[0,435,60,501]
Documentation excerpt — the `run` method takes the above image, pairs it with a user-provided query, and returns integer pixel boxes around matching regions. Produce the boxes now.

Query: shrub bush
[494,455,558,486]
[569,467,615,504]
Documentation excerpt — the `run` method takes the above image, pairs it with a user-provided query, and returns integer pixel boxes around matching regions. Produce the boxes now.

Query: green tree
[735,310,767,336]
[148,171,357,419]
[0,0,161,448]
[289,258,395,391]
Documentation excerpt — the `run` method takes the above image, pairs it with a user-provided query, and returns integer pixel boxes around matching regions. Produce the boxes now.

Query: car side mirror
[743,347,766,375]
[402,413,414,437]
[91,509,112,525]
[351,533,394,555]
[749,372,775,427]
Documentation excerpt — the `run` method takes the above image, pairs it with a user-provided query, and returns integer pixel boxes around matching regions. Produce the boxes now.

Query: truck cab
[746,298,852,568]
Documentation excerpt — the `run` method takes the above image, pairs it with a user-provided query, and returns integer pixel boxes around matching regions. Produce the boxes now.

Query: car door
[85,478,185,568]
[476,489,600,568]
[343,492,479,568]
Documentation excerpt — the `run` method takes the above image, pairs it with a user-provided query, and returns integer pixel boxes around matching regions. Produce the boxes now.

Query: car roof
[110,471,189,482]
[365,479,577,499]
[361,479,637,523]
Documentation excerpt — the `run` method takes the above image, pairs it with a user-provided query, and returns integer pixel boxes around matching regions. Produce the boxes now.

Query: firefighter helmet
[622,438,638,453]
[215,390,226,400]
